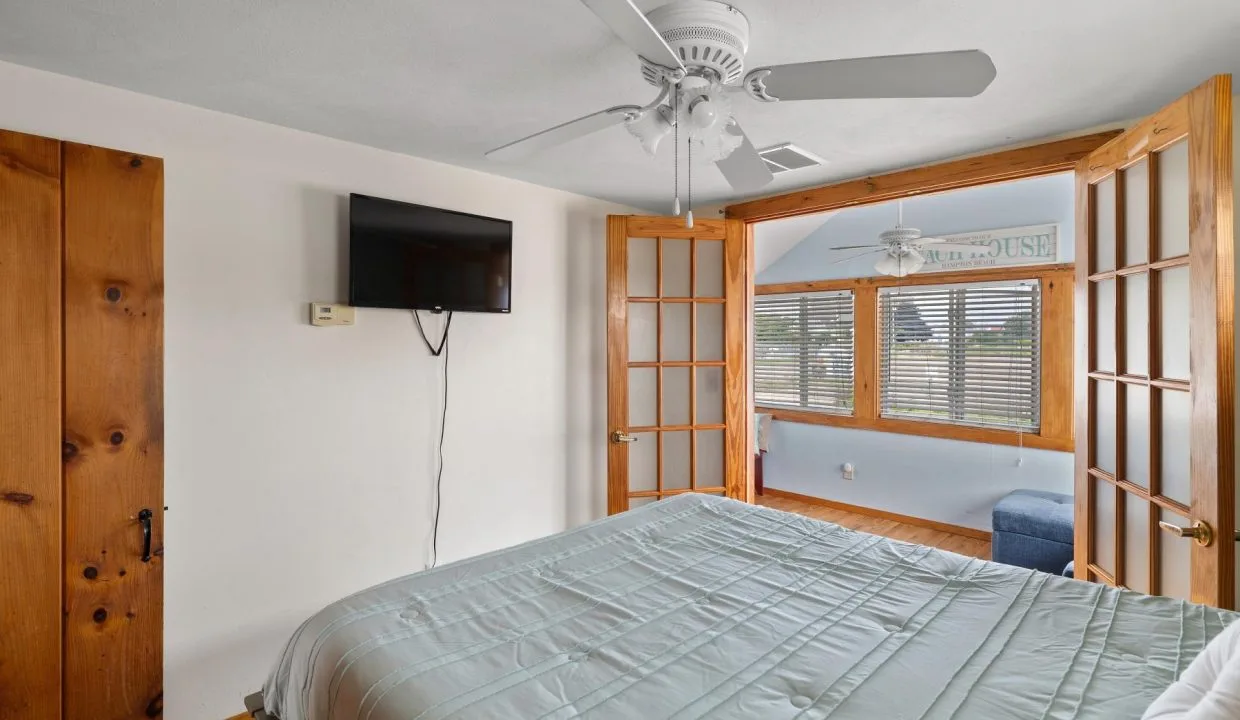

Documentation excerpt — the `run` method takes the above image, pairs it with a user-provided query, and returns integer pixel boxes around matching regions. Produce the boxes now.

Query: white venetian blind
[754,291,854,414]
[879,280,1040,431]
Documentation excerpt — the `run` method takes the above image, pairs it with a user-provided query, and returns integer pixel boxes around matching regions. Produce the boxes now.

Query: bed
[254,493,1236,719]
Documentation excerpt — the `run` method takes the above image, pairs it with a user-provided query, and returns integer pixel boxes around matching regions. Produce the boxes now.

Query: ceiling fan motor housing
[642,0,750,85]
[880,226,924,246]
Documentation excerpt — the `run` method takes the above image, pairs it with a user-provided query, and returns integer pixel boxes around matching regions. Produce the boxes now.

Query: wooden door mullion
[1113,169,1127,588]
[689,237,697,492]
[1146,149,1162,595]
[656,236,664,497]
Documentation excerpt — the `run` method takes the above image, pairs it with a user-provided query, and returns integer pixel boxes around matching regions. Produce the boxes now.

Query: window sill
[754,405,1073,452]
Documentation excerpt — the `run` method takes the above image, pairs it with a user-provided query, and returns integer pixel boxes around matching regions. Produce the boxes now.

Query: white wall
[0,60,635,720]
[756,173,1077,530]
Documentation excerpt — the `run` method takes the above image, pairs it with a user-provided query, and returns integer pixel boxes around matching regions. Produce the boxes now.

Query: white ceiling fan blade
[832,248,886,265]
[580,0,685,72]
[486,105,640,162]
[829,244,888,250]
[751,50,996,101]
[715,124,775,193]
[916,241,985,253]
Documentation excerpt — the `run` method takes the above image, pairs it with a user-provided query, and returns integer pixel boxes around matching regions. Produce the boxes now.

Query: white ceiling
[1,1,1237,211]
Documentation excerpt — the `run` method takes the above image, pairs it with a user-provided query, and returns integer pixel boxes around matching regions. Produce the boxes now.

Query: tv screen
[349,194,513,313]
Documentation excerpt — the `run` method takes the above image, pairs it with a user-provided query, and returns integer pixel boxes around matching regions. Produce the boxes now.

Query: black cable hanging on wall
[413,310,452,568]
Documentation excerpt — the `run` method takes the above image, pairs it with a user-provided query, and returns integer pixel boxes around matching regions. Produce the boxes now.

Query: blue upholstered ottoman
[992,490,1074,575]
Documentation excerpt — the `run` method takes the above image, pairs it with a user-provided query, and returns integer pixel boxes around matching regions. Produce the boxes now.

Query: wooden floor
[757,493,992,560]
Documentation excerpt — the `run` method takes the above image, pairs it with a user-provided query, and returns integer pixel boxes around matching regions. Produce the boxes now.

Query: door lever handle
[1158,519,1214,547]
[611,431,638,444]
[138,508,153,562]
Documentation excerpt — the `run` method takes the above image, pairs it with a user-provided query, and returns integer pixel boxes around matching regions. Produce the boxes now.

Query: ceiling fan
[486,0,997,222]
[830,201,983,278]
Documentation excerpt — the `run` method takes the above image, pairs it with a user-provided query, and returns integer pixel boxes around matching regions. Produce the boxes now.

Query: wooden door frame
[605,216,749,513]
[722,131,1124,500]
[1073,76,1234,606]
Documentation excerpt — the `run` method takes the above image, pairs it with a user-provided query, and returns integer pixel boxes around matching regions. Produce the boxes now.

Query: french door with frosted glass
[606,216,750,513]
[1076,75,1234,606]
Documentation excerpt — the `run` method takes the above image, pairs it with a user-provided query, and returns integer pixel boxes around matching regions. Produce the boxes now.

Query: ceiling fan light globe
[903,251,926,276]
[625,105,673,156]
[690,99,717,129]
[874,253,901,277]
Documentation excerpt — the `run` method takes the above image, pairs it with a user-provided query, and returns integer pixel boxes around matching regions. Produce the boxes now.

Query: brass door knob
[611,431,639,444]
[1158,520,1215,547]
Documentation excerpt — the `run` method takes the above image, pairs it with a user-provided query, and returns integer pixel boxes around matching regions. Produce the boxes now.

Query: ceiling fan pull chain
[672,86,680,217]
[686,135,694,228]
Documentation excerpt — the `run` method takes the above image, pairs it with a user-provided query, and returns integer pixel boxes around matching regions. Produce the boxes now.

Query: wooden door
[606,216,751,513]
[63,142,165,719]
[1075,76,1234,606]
[0,128,64,720]
[0,130,164,718]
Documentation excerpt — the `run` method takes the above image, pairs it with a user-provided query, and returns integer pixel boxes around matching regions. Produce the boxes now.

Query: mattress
[263,493,1236,720]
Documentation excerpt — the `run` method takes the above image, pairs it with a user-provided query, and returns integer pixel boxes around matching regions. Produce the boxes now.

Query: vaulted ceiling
[1,1,1237,210]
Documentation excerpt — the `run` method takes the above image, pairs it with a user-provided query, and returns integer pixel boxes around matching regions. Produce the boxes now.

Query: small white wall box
[310,303,356,327]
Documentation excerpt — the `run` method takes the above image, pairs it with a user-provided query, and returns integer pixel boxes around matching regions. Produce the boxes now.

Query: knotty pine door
[605,216,751,513]
[0,129,164,719]
[1074,76,1234,607]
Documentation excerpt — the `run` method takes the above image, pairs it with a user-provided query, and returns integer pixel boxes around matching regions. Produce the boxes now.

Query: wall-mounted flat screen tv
[349,194,512,313]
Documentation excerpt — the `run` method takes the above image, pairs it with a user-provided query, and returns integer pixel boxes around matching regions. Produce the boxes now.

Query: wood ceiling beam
[724,131,1124,223]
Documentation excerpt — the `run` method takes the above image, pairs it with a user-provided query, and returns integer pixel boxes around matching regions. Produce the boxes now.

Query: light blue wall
[758,173,1076,284]
[763,424,1074,531]
[757,173,1076,531]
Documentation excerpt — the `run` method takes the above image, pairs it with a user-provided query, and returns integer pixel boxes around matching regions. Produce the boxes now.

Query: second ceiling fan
[488,0,997,218]
[830,200,984,278]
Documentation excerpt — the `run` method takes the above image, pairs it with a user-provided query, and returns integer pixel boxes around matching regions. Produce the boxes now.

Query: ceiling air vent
[758,143,825,174]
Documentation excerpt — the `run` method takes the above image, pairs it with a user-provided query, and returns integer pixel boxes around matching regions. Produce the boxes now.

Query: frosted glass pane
[1124,385,1151,489]
[1094,175,1117,272]
[1123,159,1150,266]
[628,496,656,509]
[628,368,657,427]
[1159,508,1192,599]
[663,238,691,297]
[663,431,691,490]
[697,367,723,425]
[695,239,724,298]
[1159,266,1190,380]
[1160,389,1191,507]
[697,303,724,361]
[662,303,690,361]
[628,238,657,297]
[696,429,724,488]
[663,367,690,426]
[1094,478,1116,577]
[1123,274,1149,377]
[628,303,657,363]
[1124,495,1151,594]
[1094,280,1116,373]
[1094,380,1116,475]
[1157,140,1190,259]
[628,431,657,492]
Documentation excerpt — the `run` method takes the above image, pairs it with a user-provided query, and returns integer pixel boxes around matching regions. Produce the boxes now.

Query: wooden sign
[919,223,1059,272]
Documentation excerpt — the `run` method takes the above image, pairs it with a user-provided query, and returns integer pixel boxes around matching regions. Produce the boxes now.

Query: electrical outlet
[310,302,356,327]
[841,463,855,481]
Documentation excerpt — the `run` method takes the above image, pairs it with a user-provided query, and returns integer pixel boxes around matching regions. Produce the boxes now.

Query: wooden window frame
[755,263,1074,451]
[726,132,1126,458]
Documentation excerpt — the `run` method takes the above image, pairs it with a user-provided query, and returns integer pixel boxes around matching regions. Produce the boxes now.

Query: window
[754,291,854,414]
[879,280,1041,431]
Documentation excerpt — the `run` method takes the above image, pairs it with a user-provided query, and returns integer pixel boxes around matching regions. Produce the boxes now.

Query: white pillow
[1144,620,1240,719]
